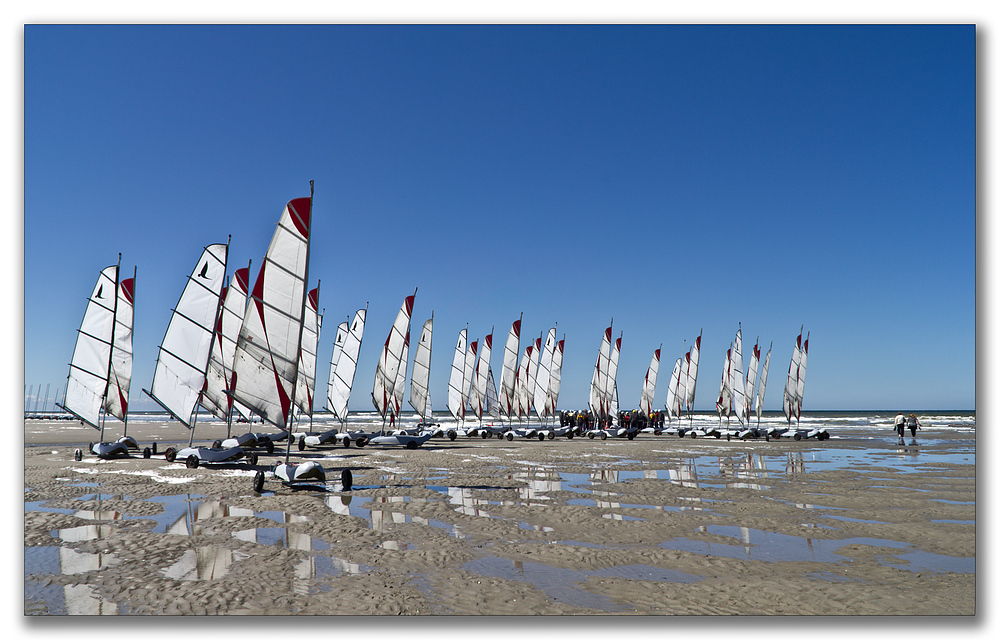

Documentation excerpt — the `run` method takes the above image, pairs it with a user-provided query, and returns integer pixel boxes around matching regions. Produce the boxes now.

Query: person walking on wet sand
[894,412,906,441]
[907,413,921,438]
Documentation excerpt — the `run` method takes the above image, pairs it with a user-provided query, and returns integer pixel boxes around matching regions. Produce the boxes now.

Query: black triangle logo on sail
[96,285,103,299]
[199,263,209,278]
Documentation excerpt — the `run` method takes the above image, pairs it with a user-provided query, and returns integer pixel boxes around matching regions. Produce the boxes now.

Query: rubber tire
[298,437,306,451]
[341,469,353,491]
[547,432,555,440]
[343,437,351,448]
[212,440,222,449]
[727,434,731,441]
[248,451,258,466]
[794,432,802,441]
[600,432,607,440]
[715,433,721,439]
[654,430,661,436]
[265,440,275,454]
[74,449,82,461]
[448,430,457,441]
[165,447,177,462]
[482,431,489,439]
[537,433,545,441]
[627,432,635,440]
[143,447,151,459]
[186,455,199,469]
[152,442,157,455]
[765,434,770,442]
[566,431,574,439]
[506,433,514,441]
[357,437,368,447]
[690,432,697,439]
[406,440,418,450]
[253,470,265,493]
[588,432,595,439]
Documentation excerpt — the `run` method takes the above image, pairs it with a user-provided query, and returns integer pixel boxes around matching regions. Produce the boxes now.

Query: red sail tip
[234,267,250,292]
[288,197,312,239]
[120,278,135,305]
[470,341,478,355]
[485,334,493,349]
[615,337,622,350]
[308,288,319,310]
[654,348,661,360]
[404,295,415,316]
[512,320,521,336]
[604,327,612,341]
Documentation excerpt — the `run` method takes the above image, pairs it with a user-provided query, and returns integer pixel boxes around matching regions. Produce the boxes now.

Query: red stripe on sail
[287,197,312,239]
[470,341,478,356]
[274,364,291,425]
[512,320,520,338]
[485,334,493,349]
[404,295,414,317]
[604,327,612,342]
[654,348,661,360]
[308,288,319,310]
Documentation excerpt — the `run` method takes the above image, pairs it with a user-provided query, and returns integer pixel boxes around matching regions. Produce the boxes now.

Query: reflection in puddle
[659,525,975,572]
[462,556,702,612]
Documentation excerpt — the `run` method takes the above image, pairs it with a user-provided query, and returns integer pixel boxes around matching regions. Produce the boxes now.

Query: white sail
[203,265,252,422]
[328,307,366,423]
[447,327,468,422]
[716,346,732,419]
[783,329,803,424]
[590,324,612,420]
[515,343,532,420]
[755,342,772,425]
[463,340,478,415]
[231,192,312,429]
[149,243,228,427]
[534,328,556,419]
[485,367,500,419]
[327,320,348,410]
[327,308,366,422]
[665,357,682,421]
[731,328,746,425]
[526,336,541,418]
[64,264,119,428]
[103,272,134,423]
[392,328,410,418]
[294,286,321,416]
[607,333,622,419]
[795,332,809,421]
[372,293,415,421]
[499,316,521,421]
[472,330,493,420]
[685,332,701,411]
[745,339,760,424]
[545,336,564,418]
[409,316,433,422]
[639,346,661,418]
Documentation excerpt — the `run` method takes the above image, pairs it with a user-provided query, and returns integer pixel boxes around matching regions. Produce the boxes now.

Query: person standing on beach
[894,412,905,439]
[907,413,921,438]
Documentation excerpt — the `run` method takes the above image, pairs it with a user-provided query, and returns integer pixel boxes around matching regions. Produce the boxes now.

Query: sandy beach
[23,415,975,616]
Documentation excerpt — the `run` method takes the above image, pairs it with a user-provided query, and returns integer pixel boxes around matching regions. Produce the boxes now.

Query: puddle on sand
[659,524,975,573]
[462,556,702,612]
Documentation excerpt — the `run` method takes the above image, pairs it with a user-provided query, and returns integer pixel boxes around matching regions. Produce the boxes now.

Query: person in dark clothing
[907,413,921,438]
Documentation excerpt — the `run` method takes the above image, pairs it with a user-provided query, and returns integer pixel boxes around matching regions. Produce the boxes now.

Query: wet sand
[23,419,975,616]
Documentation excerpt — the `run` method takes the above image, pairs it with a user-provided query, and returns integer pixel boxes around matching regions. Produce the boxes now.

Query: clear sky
[21,21,976,413]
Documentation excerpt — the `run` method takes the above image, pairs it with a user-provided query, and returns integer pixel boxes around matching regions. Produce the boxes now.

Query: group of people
[893,412,921,441]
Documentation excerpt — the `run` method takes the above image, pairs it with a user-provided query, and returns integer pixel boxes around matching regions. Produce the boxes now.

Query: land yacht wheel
[627,432,635,440]
[547,432,555,440]
[448,431,457,441]
[566,431,574,439]
[588,432,595,439]
[357,437,368,447]
[253,470,265,493]
[265,440,275,454]
[406,441,418,450]
[152,442,157,454]
[690,432,697,439]
[248,451,258,466]
[793,433,802,441]
[165,447,177,462]
[482,431,489,439]
[600,432,607,440]
[212,440,222,449]
[185,455,199,469]
[506,433,514,441]
[343,438,351,448]
[74,449,82,461]
[143,447,151,459]
[341,469,353,491]
[298,437,306,451]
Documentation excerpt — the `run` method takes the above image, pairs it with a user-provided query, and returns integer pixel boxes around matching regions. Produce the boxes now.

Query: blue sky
[21,23,976,412]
